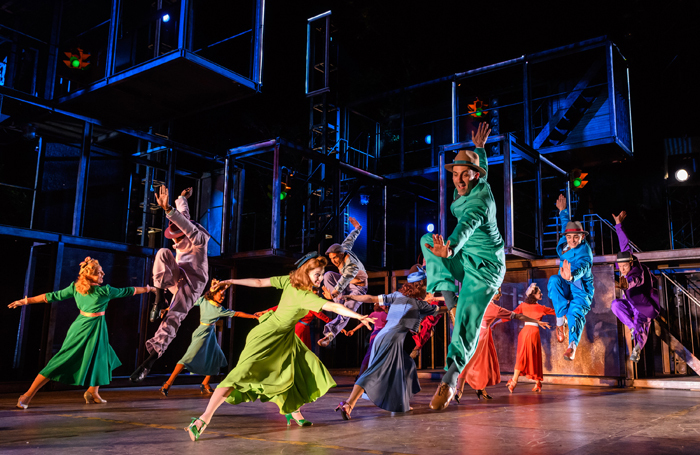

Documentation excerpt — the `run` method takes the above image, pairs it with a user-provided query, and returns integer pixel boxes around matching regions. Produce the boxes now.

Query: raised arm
[221,278,272,288]
[555,194,570,234]
[344,294,379,304]
[612,211,631,253]
[340,217,362,251]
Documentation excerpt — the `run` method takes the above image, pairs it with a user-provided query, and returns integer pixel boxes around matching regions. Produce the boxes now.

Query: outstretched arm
[221,278,272,288]
[322,301,376,330]
[513,313,550,329]
[344,294,380,304]
[233,311,259,320]
[8,294,48,308]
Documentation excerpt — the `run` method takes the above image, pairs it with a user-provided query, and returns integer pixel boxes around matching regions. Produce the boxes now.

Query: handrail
[660,272,700,310]
[583,213,642,253]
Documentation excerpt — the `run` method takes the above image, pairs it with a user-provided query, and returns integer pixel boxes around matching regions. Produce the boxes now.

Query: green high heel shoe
[285,413,313,427]
[184,417,208,441]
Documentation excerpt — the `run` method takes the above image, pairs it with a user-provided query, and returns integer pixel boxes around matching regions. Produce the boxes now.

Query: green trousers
[420,233,505,387]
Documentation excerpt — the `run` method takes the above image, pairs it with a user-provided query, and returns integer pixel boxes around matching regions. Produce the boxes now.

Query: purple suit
[611,223,660,350]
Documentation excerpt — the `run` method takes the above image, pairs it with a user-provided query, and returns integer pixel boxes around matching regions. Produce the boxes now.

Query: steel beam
[72,122,92,236]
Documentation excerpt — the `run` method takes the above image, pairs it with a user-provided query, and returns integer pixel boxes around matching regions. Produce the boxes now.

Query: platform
[3,375,700,454]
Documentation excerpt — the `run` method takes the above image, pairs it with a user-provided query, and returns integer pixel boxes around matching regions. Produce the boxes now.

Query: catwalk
[3,375,700,454]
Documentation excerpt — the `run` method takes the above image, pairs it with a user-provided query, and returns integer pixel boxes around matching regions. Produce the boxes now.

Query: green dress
[178,297,238,376]
[41,282,135,387]
[218,276,337,414]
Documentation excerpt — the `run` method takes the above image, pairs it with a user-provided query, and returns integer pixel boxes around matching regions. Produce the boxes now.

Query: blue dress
[355,292,437,412]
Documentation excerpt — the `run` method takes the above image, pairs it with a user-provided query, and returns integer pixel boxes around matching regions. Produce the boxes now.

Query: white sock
[557,317,566,327]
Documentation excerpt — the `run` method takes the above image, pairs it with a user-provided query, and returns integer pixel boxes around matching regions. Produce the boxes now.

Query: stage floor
[3,375,700,454]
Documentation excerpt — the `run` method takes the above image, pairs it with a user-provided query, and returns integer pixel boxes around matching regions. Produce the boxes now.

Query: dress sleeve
[45,283,76,303]
[417,299,439,317]
[269,276,289,290]
[218,306,237,318]
[298,290,328,313]
[494,304,514,320]
[542,305,557,316]
[378,292,400,307]
[107,285,136,300]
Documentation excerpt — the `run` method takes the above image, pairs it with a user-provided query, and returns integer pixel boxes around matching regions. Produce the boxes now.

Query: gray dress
[355,292,438,412]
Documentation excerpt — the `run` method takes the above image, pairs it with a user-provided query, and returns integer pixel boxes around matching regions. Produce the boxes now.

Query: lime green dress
[41,282,135,387]
[178,297,237,375]
[219,276,337,414]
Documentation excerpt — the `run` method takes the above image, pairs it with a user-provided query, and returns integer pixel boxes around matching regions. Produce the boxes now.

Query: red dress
[458,302,513,390]
[512,302,556,381]
[267,306,331,349]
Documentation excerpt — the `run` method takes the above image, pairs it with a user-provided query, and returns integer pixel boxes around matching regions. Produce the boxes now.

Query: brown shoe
[317,335,333,347]
[409,349,420,359]
[429,382,456,411]
[564,345,576,361]
[555,325,565,343]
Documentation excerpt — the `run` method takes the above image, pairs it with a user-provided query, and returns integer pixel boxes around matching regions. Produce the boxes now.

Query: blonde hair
[289,256,328,292]
[75,257,101,295]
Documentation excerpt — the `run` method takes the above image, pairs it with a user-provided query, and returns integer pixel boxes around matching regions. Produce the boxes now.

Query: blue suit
[547,209,594,346]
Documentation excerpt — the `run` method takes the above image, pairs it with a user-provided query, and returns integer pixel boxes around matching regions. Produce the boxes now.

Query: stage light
[425,135,432,145]
[427,223,435,233]
[162,14,170,22]
[360,194,370,205]
[467,97,489,118]
[570,169,588,191]
[675,169,689,182]
[63,48,90,70]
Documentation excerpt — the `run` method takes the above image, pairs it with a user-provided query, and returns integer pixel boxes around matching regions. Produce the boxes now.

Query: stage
[3,375,700,454]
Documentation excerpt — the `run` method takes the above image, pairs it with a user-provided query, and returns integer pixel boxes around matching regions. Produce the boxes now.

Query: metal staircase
[541,191,579,257]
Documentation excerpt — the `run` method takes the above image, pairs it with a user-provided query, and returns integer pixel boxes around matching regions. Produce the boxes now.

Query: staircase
[541,191,579,257]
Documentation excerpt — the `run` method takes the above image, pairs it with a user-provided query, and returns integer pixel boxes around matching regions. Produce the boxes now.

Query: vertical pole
[523,60,532,146]
[140,165,152,247]
[606,42,618,139]
[304,20,311,94]
[503,136,514,251]
[383,186,387,268]
[221,157,231,255]
[252,0,266,85]
[234,168,245,253]
[106,0,120,77]
[439,149,446,238]
[271,142,281,250]
[451,80,458,143]
[324,15,330,89]
[177,0,189,50]
[400,90,405,173]
[536,158,543,256]
[154,0,163,58]
[626,65,634,154]
[667,186,674,250]
[31,138,45,229]
[44,0,62,100]
[166,148,177,195]
[72,122,92,236]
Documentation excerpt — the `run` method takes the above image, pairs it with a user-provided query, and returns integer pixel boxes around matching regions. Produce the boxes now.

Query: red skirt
[515,326,543,381]
[295,322,311,349]
[459,326,500,390]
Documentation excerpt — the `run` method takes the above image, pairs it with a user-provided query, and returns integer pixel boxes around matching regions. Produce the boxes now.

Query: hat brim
[445,162,487,177]
[615,257,634,263]
[563,229,589,237]
[164,224,185,239]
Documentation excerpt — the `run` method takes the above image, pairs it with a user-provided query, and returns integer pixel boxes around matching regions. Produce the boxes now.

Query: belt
[525,322,539,327]
[299,321,309,326]
[200,322,213,326]
[80,310,105,317]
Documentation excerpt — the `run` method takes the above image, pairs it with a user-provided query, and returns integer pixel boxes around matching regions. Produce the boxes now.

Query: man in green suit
[421,122,506,411]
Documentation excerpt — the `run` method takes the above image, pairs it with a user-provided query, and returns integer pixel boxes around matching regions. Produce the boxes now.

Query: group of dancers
[9,122,661,442]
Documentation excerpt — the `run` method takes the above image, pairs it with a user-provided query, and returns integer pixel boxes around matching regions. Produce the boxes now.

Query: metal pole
[383,185,387,268]
[536,158,543,256]
[252,0,266,85]
[221,157,231,255]
[503,136,514,250]
[177,0,188,50]
[43,0,62,100]
[140,165,152,247]
[72,122,92,236]
[271,142,281,249]
[154,0,162,57]
[106,0,120,77]
[606,43,618,139]
[400,89,405,173]
[451,80,458,143]
[523,60,532,146]
[324,15,330,89]
[439,150,446,238]
[626,65,634,154]
[30,138,45,229]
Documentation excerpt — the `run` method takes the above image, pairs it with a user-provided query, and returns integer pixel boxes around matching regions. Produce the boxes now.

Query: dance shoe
[555,325,566,343]
[129,365,150,383]
[476,389,493,400]
[317,334,333,347]
[507,379,517,393]
[185,417,208,441]
[532,382,542,393]
[564,343,577,361]
[285,413,313,426]
[429,382,455,411]
[454,376,466,403]
[409,349,420,360]
[16,395,29,410]
[84,391,107,404]
[335,401,353,420]
[630,344,642,363]
[159,383,170,397]
[200,383,214,394]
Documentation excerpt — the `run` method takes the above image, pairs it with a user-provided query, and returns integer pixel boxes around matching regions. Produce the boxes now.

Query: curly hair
[523,284,541,304]
[75,257,101,295]
[398,280,427,299]
[204,279,231,301]
[289,256,328,292]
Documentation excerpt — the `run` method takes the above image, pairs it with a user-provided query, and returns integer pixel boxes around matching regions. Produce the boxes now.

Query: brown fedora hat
[164,221,186,239]
[445,149,487,177]
[564,221,589,236]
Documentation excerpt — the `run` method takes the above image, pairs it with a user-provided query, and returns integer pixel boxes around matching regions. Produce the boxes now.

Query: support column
[72,122,92,236]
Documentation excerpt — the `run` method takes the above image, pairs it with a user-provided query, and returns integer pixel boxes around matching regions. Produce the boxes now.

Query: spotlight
[675,169,689,182]
[162,14,170,22]
[424,135,432,145]
[360,194,370,205]
[427,223,435,233]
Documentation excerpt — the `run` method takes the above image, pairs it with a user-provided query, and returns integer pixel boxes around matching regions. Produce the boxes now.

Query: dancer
[505,283,556,394]
[611,211,660,362]
[9,257,154,409]
[131,185,212,382]
[455,287,551,401]
[183,252,374,441]
[159,279,258,396]
[336,265,445,418]
[547,194,594,361]
[345,302,389,375]
[421,122,506,410]
[255,305,332,350]
[318,216,369,347]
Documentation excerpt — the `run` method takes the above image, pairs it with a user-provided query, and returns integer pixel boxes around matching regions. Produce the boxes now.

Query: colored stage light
[162,14,170,22]
[675,169,689,182]
[570,169,588,191]
[425,135,432,145]
[427,223,435,233]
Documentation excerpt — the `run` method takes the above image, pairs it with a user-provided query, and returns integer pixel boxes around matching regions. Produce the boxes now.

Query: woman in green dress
[159,279,258,396]
[184,252,375,441]
[9,257,155,409]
